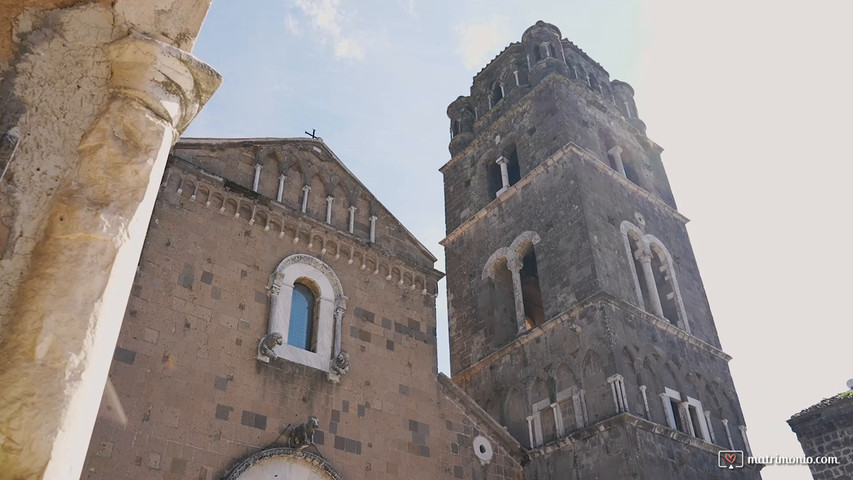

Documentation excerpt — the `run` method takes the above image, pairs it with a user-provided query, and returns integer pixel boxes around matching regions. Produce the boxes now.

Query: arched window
[263,254,347,375]
[486,158,504,199]
[520,248,544,328]
[587,73,599,92]
[492,83,504,105]
[504,388,528,447]
[620,222,690,333]
[287,283,316,351]
[486,146,521,199]
[621,148,641,186]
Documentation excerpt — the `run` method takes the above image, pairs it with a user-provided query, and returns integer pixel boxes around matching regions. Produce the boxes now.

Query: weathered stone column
[635,247,664,318]
[704,410,716,443]
[496,155,510,196]
[277,174,287,202]
[507,257,527,332]
[722,418,735,449]
[301,184,311,213]
[253,163,263,192]
[608,145,626,176]
[347,205,357,234]
[0,31,219,480]
[639,385,651,419]
[325,195,334,224]
[738,425,752,456]
[369,214,377,243]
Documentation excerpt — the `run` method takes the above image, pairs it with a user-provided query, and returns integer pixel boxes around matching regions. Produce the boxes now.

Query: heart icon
[724,453,737,464]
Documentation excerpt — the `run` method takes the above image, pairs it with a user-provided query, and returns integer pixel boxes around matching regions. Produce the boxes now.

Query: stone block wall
[80,145,522,480]
[524,415,762,480]
[789,394,853,479]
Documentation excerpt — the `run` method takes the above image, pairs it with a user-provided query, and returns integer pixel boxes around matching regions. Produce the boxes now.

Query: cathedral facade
[81,21,759,480]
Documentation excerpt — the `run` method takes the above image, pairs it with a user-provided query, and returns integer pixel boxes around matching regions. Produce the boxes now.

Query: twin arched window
[620,222,689,333]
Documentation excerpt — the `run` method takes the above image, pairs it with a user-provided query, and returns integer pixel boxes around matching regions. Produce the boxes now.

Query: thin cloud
[291,0,366,60]
[284,13,302,36]
[455,16,512,70]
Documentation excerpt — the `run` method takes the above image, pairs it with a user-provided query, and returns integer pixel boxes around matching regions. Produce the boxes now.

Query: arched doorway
[225,448,343,480]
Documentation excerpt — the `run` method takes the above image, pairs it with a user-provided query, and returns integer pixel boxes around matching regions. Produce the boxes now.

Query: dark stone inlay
[253,414,267,430]
[254,290,267,304]
[201,271,214,285]
[215,404,232,420]
[214,376,228,391]
[114,347,136,365]
[178,263,194,290]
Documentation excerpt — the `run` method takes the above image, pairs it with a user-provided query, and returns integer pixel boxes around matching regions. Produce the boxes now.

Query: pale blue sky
[186,2,853,479]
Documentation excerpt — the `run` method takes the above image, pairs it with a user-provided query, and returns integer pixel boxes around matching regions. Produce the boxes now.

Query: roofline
[177,137,439,264]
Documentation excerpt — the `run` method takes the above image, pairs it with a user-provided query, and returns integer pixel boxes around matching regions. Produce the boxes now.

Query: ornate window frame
[620,221,690,333]
[260,254,347,375]
[224,447,343,480]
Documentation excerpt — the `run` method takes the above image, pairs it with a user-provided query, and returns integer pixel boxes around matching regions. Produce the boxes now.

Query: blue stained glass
[288,284,315,350]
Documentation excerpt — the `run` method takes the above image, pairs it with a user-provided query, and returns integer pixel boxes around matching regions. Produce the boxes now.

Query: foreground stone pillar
[0,30,219,480]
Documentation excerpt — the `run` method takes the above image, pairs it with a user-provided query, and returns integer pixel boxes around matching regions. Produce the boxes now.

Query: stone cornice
[452,291,730,383]
[527,412,762,474]
[440,73,659,174]
[175,137,439,264]
[166,157,444,293]
[441,143,688,246]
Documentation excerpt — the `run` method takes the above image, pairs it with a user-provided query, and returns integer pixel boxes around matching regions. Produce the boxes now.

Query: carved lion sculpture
[330,350,350,375]
[288,416,319,449]
[258,332,283,360]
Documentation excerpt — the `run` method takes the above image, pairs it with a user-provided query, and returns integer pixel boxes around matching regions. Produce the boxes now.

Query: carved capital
[495,155,508,166]
[506,257,523,273]
[348,205,357,213]
[634,247,653,264]
[302,184,311,193]
[108,32,221,133]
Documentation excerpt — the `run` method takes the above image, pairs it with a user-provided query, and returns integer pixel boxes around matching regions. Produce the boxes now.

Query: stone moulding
[440,142,688,246]
[109,31,221,133]
[223,447,344,480]
[165,158,440,296]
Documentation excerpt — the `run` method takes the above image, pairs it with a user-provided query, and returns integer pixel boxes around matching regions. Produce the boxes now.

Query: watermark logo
[718,450,744,469]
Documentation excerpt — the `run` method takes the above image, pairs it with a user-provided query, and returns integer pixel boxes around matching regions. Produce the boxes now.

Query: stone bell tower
[440,21,761,479]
